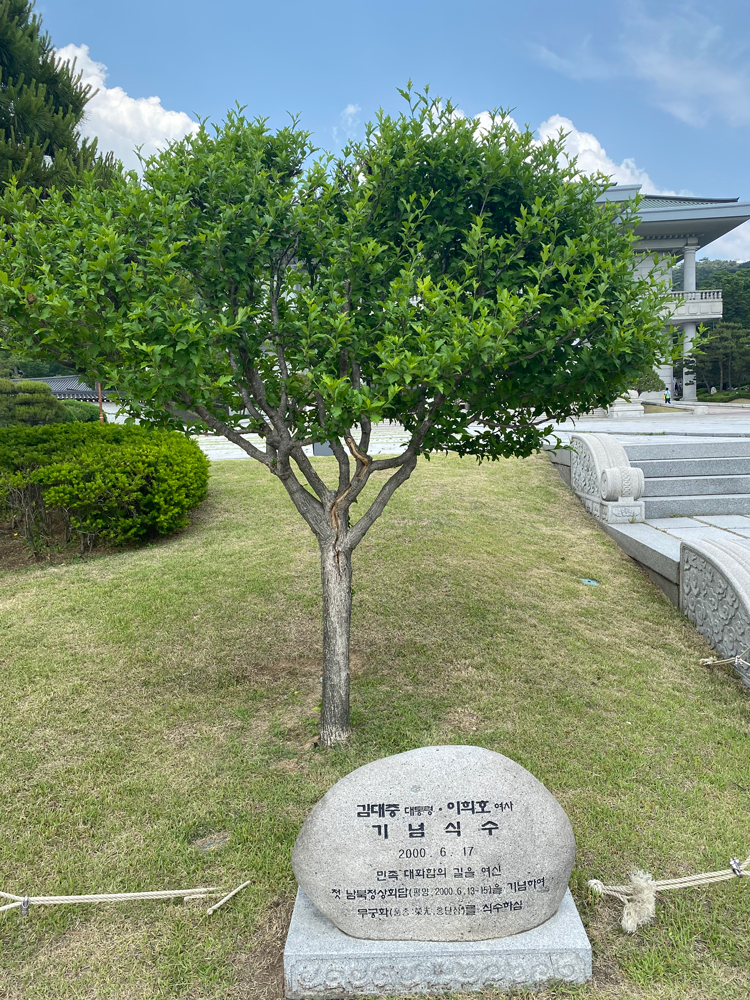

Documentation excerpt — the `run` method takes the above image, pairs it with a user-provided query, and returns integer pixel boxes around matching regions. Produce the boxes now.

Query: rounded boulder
[291,745,576,941]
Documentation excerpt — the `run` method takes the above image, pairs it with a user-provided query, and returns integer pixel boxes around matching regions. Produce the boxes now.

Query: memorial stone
[291,745,576,942]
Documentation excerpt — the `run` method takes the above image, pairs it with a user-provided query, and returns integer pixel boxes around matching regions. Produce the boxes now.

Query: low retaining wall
[681,538,750,686]
[547,435,750,687]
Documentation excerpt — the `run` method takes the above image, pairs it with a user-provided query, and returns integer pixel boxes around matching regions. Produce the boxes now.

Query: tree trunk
[319,539,353,746]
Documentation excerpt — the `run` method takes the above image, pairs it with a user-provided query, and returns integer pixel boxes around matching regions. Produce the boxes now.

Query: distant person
[664,388,671,404]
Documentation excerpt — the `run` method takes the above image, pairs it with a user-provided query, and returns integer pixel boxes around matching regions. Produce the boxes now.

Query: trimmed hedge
[0,380,106,426]
[0,423,209,552]
[60,399,104,423]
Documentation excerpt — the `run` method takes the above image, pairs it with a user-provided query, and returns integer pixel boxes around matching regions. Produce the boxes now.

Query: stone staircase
[546,431,750,681]
[624,437,750,518]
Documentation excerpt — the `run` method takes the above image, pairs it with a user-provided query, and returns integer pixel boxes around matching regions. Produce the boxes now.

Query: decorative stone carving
[570,443,598,497]
[287,951,591,993]
[569,434,645,524]
[600,465,645,502]
[680,538,750,688]
[284,886,592,998]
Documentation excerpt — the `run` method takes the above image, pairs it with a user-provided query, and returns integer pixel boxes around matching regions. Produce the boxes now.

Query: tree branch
[274,456,327,537]
[346,454,418,551]
[227,349,276,438]
[290,443,334,502]
[368,394,444,472]
[190,402,272,466]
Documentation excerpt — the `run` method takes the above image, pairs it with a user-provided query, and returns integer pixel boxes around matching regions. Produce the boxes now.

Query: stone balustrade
[549,433,645,524]
[668,288,723,322]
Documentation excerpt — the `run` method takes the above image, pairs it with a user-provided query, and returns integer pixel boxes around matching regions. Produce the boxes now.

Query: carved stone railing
[569,434,645,524]
[680,537,750,688]
[668,288,723,322]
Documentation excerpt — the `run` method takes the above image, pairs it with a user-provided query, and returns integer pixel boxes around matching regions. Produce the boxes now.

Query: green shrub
[0,378,70,426]
[631,368,667,394]
[60,399,105,423]
[696,388,750,402]
[0,423,209,552]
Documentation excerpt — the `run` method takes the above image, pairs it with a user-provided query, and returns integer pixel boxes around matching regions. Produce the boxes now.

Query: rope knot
[621,870,656,934]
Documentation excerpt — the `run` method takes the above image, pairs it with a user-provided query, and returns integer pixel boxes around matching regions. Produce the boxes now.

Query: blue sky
[41,0,750,258]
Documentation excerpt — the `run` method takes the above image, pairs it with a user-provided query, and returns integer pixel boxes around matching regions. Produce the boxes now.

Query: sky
[41,0,750,260]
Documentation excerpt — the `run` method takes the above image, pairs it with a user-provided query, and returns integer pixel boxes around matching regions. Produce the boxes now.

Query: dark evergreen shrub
[0,423,209,552]
[0,377,70,425]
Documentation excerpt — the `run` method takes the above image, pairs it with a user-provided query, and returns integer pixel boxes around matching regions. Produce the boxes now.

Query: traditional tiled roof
[640,195,739,209]
[19,376,110,401]
[598,184,750,254]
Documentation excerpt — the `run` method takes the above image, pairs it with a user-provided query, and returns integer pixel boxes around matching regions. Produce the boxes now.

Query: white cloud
[701,219,750,262]
[536,115,676,195]
[56,44,198,170]
[333,103,361,143]
[531,4,750,129]
[473,111,519,136]
[621,5,750,127]
[530,39,613,82]
[341,104,360,129]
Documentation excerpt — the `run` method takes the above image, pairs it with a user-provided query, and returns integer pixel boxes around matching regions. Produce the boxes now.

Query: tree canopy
[673,259,750,390]
[0,92,672,742]
[0,0,113,191]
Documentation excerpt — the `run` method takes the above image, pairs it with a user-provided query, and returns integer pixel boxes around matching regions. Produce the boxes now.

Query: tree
[693,322,750,391]
[710,270,750,329]
[0,347,76,376]
[0,0,114,192]
[631,367,667,394]
[0,377,69,425]
[0,95,672,744]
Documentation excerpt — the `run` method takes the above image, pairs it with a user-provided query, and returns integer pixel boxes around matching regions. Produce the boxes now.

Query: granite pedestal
[283,888,591,998]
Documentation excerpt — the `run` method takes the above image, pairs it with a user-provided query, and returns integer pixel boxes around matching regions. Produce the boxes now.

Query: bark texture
[319,541,353,745]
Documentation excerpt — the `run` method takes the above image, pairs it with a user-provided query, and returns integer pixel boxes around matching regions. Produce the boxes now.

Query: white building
[599,186,750,399]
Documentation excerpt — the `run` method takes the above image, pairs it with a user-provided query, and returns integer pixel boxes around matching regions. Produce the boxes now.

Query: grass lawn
[0,452,748,999]
[641,405,686,414]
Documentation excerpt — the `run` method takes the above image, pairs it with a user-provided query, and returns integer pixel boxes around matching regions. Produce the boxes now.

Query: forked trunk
[319,540,353,746]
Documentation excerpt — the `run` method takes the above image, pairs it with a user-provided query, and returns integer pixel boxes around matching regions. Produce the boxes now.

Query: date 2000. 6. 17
[397,846,476,860]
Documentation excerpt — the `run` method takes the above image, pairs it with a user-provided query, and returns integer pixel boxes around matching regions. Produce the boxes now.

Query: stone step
[624,438,750,461]
[632,456,750,478]
[603,522,681,603]
[643,493,750,518]
[643,474,750,496]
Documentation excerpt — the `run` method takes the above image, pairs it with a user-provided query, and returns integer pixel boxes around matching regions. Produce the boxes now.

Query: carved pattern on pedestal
[569,435,644,523]
[287,952,590,993]
[571,447,598,497]
[600,465,644,502]
[681,550,750,687]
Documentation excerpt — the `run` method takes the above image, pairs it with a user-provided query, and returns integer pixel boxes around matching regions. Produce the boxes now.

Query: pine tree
[0,0,113,190]
[0,377,70,425]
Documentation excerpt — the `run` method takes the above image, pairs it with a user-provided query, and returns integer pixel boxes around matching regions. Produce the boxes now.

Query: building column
[682,243,698,401]
[657,363,674,394]
[682,322,697,399]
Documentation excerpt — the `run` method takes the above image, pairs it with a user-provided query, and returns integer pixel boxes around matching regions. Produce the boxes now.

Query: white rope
[700,644,750,681]
[589,853,749,934]
[206,879,253,916]
[0,880,251,916]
